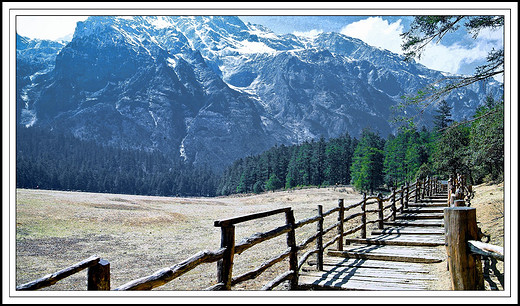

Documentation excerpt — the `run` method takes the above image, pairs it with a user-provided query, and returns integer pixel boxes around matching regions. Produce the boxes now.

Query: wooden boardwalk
[299,192,449,290]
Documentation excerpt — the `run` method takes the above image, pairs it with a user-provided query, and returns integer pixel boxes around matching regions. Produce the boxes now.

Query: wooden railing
[447,173,474,206]
[16,255,110,291]
[16,177,445,291]
[444,174,503,290]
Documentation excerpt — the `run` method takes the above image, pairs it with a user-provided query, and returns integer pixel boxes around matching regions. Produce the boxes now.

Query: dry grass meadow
[14,182,505,292]
[15,185,361,291]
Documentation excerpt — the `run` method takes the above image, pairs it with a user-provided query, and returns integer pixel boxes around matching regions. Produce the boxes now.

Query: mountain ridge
[16,16,503,171]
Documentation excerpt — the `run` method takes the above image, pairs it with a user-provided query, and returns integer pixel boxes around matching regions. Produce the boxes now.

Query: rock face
[16,16,503,171]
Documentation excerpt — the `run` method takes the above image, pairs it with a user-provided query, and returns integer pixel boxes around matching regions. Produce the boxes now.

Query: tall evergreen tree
[430,124,471,178]
[351,129,385,193]
[433,100,453,131]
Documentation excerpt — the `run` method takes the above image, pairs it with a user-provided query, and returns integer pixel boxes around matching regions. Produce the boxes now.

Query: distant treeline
[16,97,503,197]
[16,127,218,197]
[217,97,504,195]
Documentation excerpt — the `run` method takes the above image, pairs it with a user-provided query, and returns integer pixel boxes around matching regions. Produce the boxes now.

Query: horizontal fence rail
[16,255,109,291]
[114,249,226,291]
[468,240,504,261]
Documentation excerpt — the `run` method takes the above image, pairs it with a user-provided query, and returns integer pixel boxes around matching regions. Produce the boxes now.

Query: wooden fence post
[405,182,409,210]
[415,180,420,203]
[421,178,426,199]
[447,177,453,205]
[316,205,324,271]
[424,177,429,197]
[361,193,367,239]
[444,207,484,290]
[87,259,110,290]
[399,186,404,213]
[337,199,344,251]
[377,193,384,229]
[285,209,298,290]
[217,225,235,290]
[391,187,396,221]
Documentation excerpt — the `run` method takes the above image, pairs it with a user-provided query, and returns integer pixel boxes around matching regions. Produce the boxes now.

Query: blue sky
[16,15,504,79]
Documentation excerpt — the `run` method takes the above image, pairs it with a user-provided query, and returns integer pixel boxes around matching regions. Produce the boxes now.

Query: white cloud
[473,27,503,43]
[419,27,503,75]
[340,17,404,54]
[340,17,504,77]
[17,16,88,41]
[419,43,486,75]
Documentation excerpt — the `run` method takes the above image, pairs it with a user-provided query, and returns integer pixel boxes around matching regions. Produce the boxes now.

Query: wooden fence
[16,255,110,291]
[16,177,449,291]
[444,175,504,290]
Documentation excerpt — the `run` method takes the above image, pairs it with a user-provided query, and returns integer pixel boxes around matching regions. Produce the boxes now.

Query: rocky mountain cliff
[16,16,503,171]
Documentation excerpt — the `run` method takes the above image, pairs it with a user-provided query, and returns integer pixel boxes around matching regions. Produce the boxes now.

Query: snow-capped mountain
[16,16,503,171]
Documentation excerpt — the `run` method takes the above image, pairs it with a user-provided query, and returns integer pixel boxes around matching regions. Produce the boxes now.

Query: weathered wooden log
[285,210,298,290]
[231,248,291,286]
[261,270,294,291]
[468,240,504,261]
[343,201,363,212]
[115,248,225,290]
[444,207,484,290]
[234,224,291,255]
[365,220,379,226]
[377,193,384,229]
[383,203,394,210]
[217,225,235,290]
[337,199,345,251]
[87,258,110,290]
[295,215,321,229]
[361,193,367,239]
[298,249,319,270]
[365,209,380,214]
[324,234,341,249]
[415,180,420,203]
[343,211,364,223]
[405,182,409,210]
[391,187,396,221]
[298,231,319,250]
[323,206,340,217]
[343,224,364,236]
[316,205,324,271]
[323,221,339,236]
[399,187,405,213]
[16,255,101,290]
[214,207,290,227]
[203,282,225,291]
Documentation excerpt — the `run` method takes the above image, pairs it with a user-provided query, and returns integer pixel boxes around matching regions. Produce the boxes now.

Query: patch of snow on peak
[235,40,277,54]
[167,56,178,68]
[150,16,173,29]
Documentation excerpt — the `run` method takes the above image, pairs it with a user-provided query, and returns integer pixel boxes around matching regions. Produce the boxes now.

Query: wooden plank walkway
[299,192,449,290]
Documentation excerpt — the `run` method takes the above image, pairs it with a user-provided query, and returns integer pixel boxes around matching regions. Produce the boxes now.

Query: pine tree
[351,129,385,193]
[265,173,283,191]
[431,124,471,178]
[433,100,453,131]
